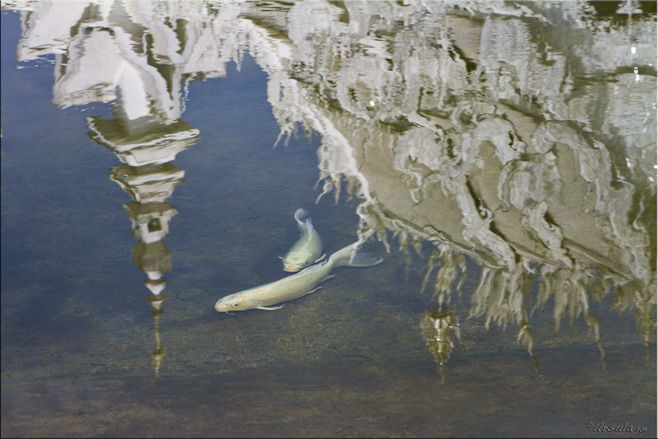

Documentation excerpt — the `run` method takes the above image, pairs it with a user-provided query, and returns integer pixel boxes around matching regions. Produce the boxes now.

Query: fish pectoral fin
[257,305,285,311]
[305,285,326,296]
[314,254,327,263]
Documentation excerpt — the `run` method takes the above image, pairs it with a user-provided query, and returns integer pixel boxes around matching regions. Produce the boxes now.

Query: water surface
[1,1,656,437]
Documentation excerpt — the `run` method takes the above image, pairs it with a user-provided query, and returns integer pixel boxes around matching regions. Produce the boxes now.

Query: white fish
[280,208,324,272]
[215,235,382,313]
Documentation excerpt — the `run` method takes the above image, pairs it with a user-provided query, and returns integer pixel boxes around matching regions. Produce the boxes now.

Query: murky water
[1,1,656,437]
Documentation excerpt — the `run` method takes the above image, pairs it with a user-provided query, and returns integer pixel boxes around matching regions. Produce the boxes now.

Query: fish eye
[232,304,239,307]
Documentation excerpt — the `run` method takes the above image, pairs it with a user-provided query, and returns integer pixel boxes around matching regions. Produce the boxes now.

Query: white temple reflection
[3,0,655,374]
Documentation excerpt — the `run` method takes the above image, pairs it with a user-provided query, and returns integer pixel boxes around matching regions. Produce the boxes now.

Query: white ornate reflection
[253,0,656,370]
[3,0,655,373]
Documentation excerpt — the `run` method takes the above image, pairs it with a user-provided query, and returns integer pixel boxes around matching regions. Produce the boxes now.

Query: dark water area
[1,2,656,437]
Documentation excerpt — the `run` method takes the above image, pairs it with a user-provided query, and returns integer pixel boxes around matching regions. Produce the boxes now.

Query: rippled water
[1,2,656,437]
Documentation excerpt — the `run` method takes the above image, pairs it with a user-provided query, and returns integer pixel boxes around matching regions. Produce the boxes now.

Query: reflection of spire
[91,114,198,376]
[85,69,199,378]
[7,0,219,377]
[81,41,199,375]
[145,280,168,378]
[420,307,460,383]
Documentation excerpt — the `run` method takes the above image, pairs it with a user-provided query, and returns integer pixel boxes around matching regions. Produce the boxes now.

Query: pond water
[1,1,656,437]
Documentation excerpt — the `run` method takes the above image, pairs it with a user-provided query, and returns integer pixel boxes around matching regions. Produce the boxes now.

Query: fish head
[282,252,313,272]
[214,294,258,313]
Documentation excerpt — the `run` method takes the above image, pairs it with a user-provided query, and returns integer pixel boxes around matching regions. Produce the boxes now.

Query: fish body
[281,208,323,272]
[215,236,382,313]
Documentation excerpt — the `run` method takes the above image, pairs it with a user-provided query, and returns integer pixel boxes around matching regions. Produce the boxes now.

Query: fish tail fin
[294,208,311,231]
[294,208,310,222]
[328,233,383,268]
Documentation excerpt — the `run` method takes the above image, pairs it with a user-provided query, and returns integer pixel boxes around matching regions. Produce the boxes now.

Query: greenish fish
[280,208,324,272]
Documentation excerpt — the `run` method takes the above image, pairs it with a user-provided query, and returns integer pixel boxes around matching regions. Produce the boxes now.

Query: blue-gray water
[1,2,656,437]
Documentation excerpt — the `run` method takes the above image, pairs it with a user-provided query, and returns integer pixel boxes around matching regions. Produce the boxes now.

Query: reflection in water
[95,116,199,376]
[81,19,204,374]
[5,0,656,376]
[252,0,657,370]
[89,84,200,376]
[7,0,208,375]
[420,306,461,381]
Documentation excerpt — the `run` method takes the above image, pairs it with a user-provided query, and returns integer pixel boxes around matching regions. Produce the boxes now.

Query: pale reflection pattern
[4,0,655,373]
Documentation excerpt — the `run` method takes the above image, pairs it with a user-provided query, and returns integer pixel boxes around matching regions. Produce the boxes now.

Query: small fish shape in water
[215,234,382,313]
[280,208,324,272]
